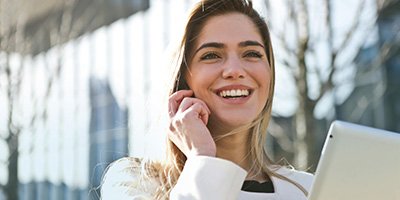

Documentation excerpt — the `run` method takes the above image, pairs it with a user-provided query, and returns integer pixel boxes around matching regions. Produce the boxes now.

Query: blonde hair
[104,0,308,199]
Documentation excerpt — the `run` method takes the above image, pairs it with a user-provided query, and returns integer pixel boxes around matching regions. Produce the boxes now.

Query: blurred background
[0,0,399,199]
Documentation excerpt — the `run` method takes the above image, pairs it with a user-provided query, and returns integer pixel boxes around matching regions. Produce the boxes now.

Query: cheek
[255,66,271,103]
[185,67,199,89]
[185,73,207,100]
[185,70,199,90]
[186,66,217,92]
[255,65,271,88]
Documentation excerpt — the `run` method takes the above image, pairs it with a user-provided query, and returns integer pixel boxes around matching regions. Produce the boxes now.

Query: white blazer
[101,156,314,200]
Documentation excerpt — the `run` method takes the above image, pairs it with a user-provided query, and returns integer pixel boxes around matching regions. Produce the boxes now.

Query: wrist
[189,148,216,158]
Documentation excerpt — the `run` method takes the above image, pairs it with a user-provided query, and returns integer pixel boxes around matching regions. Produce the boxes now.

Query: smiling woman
[101,0,314,199]
[186,13,271,131]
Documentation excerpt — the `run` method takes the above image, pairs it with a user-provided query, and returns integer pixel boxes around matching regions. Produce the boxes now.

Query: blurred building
[1,0,204,199]
[87,77,129,200]
[336,0,400,132]
[378,0,400,131]
[1,0,150,200]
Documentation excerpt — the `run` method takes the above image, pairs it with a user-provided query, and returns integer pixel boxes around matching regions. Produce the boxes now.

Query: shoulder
[101,157,159,200]
[104,157,142,176]
[275,167,314,192]
[171,156,248,200]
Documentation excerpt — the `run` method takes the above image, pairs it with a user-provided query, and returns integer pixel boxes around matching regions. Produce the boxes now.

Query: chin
[209,112,257,131]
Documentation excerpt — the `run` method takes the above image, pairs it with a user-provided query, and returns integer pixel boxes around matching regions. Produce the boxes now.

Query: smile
[218,89,251,98]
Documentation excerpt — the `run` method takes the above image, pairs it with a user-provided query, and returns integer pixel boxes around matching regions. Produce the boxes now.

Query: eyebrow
[239,40,265,49]
[194,42,225,55]
[193,40,265,57]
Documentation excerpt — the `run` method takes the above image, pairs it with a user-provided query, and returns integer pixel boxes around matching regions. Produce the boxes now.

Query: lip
[213,85,253,104]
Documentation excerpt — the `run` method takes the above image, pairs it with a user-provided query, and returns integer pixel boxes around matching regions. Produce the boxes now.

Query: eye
[244,51,263,58]
[200,52,221,60]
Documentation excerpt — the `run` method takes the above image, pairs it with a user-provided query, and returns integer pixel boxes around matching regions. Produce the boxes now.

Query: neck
[214,129,252,171]
[210,125,269,182]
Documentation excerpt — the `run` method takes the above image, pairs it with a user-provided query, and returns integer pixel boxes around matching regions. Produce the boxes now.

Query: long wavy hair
[144,0,308,198]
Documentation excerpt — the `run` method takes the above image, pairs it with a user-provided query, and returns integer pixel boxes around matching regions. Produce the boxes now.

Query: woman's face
[185,13,271,130]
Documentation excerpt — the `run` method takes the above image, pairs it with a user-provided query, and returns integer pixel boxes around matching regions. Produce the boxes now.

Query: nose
[222,54,246,79]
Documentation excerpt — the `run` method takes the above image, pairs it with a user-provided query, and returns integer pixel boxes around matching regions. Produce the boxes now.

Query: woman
[101,0,314,199]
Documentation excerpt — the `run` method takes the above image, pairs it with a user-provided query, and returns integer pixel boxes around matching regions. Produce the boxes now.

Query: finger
[199,107,209,125]
[183,102,210,125]
[168,90,194,118]
[178,97,211,115]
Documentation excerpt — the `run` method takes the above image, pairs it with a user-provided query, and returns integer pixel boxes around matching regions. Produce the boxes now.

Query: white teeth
[218,89,250,98]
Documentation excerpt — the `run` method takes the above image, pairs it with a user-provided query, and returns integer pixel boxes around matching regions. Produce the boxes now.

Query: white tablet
[308,121,400,200]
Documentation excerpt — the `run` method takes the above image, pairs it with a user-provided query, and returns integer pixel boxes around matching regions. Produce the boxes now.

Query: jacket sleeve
[170,156,247,200]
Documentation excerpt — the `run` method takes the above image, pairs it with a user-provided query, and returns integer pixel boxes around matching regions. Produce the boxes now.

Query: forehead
[196,13,263,47]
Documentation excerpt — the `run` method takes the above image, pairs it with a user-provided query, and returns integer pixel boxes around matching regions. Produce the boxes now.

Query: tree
[1,0,151,198]
[262,0,394,170]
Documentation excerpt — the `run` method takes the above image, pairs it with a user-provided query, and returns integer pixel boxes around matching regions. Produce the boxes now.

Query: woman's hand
[168,90,216,158]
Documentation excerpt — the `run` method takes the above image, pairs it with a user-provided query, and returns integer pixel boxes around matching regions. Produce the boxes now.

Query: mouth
[217,89,252,99]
